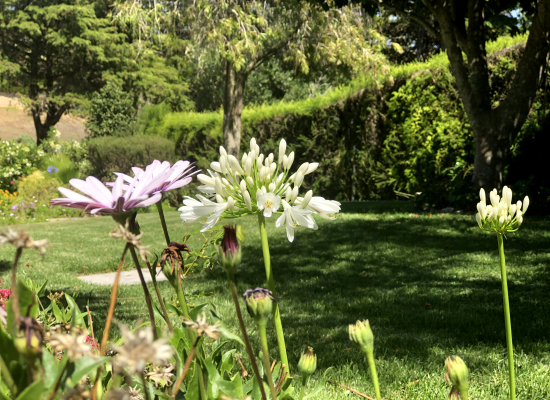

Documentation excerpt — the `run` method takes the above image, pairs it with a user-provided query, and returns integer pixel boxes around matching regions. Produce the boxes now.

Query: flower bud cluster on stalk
[475,187,529,233]
[179,138,341,241]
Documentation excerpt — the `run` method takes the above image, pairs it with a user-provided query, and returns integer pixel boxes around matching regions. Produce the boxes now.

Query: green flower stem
[364,349,381,400]
[497,233,516,400]
[257,213,289,372]
[259,320,278,400]
[128,245,158,340]
[148,262,174,332]
[141,374,152,400]
[228,277,267,400]
[0,353,17,396]
[176,273,190,319]
[298,380,307,400]
[10,247,23,329]
[156,201,171,246]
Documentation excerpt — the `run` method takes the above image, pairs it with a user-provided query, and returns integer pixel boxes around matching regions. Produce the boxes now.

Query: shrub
[39,153,79,184]
[86,82,136,138]
[0,140,45,191]
[87,135,176,179]
[17,170,61,203]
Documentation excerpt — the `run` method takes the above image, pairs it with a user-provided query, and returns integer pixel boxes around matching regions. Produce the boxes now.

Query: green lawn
[1,201,550,399]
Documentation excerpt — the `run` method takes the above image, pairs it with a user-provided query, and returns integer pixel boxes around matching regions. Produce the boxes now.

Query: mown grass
[1,201,550,399]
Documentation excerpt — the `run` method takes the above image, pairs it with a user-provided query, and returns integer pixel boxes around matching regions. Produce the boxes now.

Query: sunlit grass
[1,200,549,399]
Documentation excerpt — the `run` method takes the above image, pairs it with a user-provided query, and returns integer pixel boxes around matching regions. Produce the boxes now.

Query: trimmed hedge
[151,35,532,203]
[87,136,176,180]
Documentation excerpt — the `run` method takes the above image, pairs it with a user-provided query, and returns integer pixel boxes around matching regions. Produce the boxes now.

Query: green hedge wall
[151,35,535,204]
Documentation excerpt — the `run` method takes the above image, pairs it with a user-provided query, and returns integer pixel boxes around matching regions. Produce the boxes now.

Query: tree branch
[371,0,442,42]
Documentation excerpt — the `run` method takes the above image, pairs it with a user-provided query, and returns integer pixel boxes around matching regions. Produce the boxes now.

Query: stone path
[77,267,167,286]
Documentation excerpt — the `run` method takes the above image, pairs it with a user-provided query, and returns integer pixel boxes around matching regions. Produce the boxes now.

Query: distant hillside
[0,92,86,142]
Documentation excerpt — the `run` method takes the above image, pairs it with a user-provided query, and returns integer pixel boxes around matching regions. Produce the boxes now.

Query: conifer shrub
[87,135,176,179]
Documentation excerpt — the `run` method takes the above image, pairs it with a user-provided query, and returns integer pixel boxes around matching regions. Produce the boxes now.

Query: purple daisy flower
[50,175,162,215]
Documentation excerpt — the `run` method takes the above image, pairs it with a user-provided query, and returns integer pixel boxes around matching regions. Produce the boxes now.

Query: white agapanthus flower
[475,187,529,233]
[179,138,341,240]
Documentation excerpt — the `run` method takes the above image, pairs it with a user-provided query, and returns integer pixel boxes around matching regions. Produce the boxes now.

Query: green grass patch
[1,200,549,399]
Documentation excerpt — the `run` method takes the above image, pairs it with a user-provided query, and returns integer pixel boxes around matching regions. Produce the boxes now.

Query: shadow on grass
[0,260,11,274]
[210,215,550,370]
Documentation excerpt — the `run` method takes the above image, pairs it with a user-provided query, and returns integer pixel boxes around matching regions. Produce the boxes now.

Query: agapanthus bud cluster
[179,138,341,241]
[475,187,529,233]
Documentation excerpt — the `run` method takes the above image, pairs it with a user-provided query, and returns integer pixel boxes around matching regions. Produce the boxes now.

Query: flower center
[265,199,273,209]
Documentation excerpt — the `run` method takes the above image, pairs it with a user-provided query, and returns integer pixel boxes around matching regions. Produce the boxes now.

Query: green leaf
[209,311,244,347]
[42,350,59,389]
[220,349,236,375]
[184,361,200,400]
[165,303,184,317]
[189,302,209,321]
[68,357,107,387]
[303,367,334,399]
[14,380,44,400]
[51,301,64,323]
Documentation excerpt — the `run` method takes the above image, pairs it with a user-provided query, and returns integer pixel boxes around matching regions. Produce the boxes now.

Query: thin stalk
[128,245,158,340]
[141,374,151,400]
[198,366,208,400]
[298,381,307,400]
[257,213,289,372]
[259,321,278,400]
[100,243,129,356]
[365,349,381,400]
[148,262,174,332]
[228,277,267,400]
[497,233,516,400]
[156,201,171,246]
[176,270,190,319]
[47,357,68,400]
[10,248,23,327]
[0,354,17,396]
[171,335,201,398]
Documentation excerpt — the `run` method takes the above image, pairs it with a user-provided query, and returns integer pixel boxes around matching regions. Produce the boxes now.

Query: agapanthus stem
[128,245,158,340]
[259,321,279,399]
[228,277,267,400]
[497,233,516,400]
[257,213,289,372]
[10,247,23,328]
[156,201,171,246]
[364,349,381,400]
[100,243,129,356]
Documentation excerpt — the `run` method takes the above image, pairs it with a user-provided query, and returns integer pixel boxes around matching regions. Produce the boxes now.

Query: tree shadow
[205,215,550,369]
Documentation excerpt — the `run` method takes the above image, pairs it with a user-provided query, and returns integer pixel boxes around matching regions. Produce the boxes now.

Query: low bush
[0,140,45,192]
[87,135,176,179]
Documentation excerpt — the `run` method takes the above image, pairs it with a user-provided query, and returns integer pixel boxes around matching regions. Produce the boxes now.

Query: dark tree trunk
[431,0,550,190]
[222,61,248,157]
[31,102,69,145]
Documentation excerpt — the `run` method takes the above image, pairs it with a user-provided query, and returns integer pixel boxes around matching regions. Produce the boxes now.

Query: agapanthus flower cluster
[51,160,196,216]
[475,187,529,233]
[179,138,341,241]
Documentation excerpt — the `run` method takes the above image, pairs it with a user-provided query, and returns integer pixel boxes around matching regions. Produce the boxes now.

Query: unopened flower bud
[240,180,247,193]
[228,155,245,175]
[243,288,274,324]
[243,191,252,211]
[523,196,529,213]
[298,162,309,174]
[349,319,374,354]
[444,356,469,400]
[294,172,304,188]
[245,157,253,176]
[198,174,215,187]
[216,194,225,204]
[306,163,319,175]
[270,162,277,176]
[291,186,299,202]
[211,162,222,173]
[298,347,317,378]
[241,152,248,167]
[268,183,275,192]
[220,155,228,173]
[250,138,256,150]
[215,176,224,196]
[259,166,268,181]
[257,154,265,168]
[246,176,254,186]
[227,197,235,212]
[218,225,242,275]
[479,188,486,206]
[285,186,292,202]
[279,139,286,164]
[219,146,227,157]
[286,152,295,170]
[301,190,313,209]
[476,213,482,228]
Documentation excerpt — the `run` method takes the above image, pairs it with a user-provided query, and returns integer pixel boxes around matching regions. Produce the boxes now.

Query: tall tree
[116,0,391,156]
[363,0,550,190]
[0,0,124,144]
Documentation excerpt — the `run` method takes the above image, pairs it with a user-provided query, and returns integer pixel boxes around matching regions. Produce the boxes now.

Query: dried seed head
[110,221,150,261]
[182,312,221,340]
[0,228,47,254]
